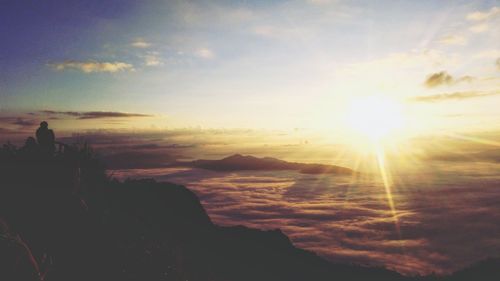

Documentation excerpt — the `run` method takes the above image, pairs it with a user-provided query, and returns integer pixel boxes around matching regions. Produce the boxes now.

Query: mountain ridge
[173,153,355,175]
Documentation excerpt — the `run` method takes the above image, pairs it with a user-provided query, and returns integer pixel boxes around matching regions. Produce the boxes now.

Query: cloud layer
[0,117,37,128]
[466,6,500,21]
[131,38,152,48]
[411,91,499,102]
[111,164,500,276]
[438,35,467,46]
[41,110,152,119]
[50,60,134,73]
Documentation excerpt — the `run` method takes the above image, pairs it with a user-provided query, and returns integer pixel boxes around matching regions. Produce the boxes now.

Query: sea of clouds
[113,161,500,275]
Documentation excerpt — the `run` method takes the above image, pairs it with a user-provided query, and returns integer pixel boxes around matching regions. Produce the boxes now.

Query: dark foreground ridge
[174,153,355,174]
[0,141,499,280]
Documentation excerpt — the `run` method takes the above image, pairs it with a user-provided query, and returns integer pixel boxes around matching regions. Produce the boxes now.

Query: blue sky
[1,0,499,134]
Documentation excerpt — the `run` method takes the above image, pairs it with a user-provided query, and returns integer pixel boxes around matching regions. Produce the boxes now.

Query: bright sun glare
[345,96,405,239]
[346,96,404,141]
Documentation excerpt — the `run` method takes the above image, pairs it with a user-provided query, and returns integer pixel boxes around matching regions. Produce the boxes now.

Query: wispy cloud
[40,110,152,119]
[438,35,467,46]
[131,38,152,48]
[12,118,37,127]
[424,71,474,88]
[496,58,500,70]
[410,91,500,103]
[194,48,215,59]
[466,6,499,21]
[140,51,163,67]
[0,117,37,128]
[50,60,134,73]
[469,23,489,33]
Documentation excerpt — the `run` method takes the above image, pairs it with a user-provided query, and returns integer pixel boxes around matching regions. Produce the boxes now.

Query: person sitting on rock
[36,121,55,155]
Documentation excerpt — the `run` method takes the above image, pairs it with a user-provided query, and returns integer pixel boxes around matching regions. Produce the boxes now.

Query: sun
[346,96,405,141]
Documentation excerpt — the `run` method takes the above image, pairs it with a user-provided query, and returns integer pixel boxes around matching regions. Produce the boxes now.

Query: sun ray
[375,145,399,230]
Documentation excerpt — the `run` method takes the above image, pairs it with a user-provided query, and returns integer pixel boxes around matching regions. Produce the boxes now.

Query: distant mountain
[175,154,355,175]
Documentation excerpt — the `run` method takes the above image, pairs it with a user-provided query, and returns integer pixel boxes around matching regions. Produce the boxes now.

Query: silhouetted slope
[176,154,355,174]
[0,219,41,281]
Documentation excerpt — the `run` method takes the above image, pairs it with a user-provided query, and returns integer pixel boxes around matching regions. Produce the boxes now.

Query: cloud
[0,127,14,134]
[12,118,37,127]
[143,52,163,66]
[425,148,500,163]
[40,110,153,119]
[455,76,475,83]
[469,23,489,33]
[194,48,215,59]
[496,58,500,70]
[131,38,152,48]
[438,35,467,45]
[411,91,500,102]
[424,71,453,87]
[50,60,134,73]
[145,55,162,66]
[466,6,500,21]
[0,117,37,128]
[424,71,474,88]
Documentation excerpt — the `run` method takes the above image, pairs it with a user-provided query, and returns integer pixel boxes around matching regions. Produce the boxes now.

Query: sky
[1,0,499,137]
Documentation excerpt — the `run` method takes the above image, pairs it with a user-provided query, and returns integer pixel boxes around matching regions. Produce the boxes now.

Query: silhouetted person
[25,137,37,148]
[22,137,37,152]
[36,121,55,155]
